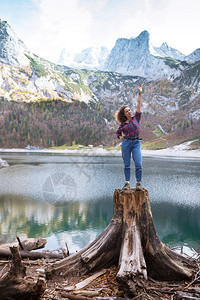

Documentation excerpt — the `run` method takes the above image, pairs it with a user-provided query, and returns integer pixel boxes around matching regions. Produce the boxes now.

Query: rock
[0,157,9,168]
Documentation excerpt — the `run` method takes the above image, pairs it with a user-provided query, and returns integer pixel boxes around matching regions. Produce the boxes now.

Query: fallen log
[0,248,64,260]
[0,245,46,299]
[46,189,195,296]
[0,237,47,252]
[17,236,47,251]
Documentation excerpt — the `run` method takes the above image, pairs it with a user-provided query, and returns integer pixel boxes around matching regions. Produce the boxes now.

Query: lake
[0,152,200,254]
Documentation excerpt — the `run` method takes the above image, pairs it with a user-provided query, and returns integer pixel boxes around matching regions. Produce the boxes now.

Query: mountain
[184,48,200,63]
[0,19,94,103]
[153,42,185,60]
[104,31,190,79]
[0,19,199,149]
[57,46,110,70]
[57,31,200,81]
[0,19,30,67]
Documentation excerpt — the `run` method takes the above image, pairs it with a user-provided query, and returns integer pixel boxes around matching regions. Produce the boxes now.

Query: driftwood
[0,248,65,259]
[73,290,101,296]
[59,293,124,300]
[59,292,95,300]
[46,189,195,296]
[0,245,46,300]
[75,269,107,290]
[0,237,65,260]
[0,237,47,251]
[57,288,101,297]
[56,269,107,295]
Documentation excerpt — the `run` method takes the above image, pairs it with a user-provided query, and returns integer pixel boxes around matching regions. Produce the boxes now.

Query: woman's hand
[138,84,142,94]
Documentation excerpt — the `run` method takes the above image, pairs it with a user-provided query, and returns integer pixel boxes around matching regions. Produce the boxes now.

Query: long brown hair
[116,105,128,123]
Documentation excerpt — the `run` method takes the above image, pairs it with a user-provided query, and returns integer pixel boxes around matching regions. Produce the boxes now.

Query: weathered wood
[73,289,101,296]
[174,291,200,299]
[0,237,63,260]
[0,245,26,284]
[19,237,47,251]
[75,269,107,290]
[57,288,101,297]
[46,216,122,277]
[10,245,26,277]
[0,245,46,299]
[0,248,64,259]
[46,189,195,296]
[59,292,94,300]
[0,250,65,259]
[0,237,47,252]
[16,236,24,250]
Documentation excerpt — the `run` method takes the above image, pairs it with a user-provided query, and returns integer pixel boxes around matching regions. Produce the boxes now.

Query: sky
[0,0,199,63]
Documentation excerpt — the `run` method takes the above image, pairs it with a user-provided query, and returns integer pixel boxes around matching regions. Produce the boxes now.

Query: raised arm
[136,84,142,113]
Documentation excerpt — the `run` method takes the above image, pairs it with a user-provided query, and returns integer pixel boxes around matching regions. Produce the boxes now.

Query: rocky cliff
[103,30,200,80]
[0,19,30,67]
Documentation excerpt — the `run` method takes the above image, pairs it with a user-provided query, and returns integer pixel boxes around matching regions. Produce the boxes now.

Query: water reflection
[0,153,200,252]
[151,202,200,250]
[0,194,113,252]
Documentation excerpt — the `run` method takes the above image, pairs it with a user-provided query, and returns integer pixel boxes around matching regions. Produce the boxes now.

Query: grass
[106,146,121,150]
[141,139,170,150]
[153,127,164,137]
[50,144,122,151]
[25,54,48,77]
[51,144,99,150]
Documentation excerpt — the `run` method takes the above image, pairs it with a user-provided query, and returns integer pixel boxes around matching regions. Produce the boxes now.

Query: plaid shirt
[116,112,142,139]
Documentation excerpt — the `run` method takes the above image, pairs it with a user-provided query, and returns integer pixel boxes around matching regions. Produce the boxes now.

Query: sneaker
[122,182,130,190]
[136,182,142,191]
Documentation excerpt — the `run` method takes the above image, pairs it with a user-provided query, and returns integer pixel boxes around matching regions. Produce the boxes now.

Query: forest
[0,97,199,149]
[0,98,113,148]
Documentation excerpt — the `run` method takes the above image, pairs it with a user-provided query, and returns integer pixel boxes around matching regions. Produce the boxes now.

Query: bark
[0,245,46,300]
[47,216,122,277]
[46,189,195,296]
[0,237,47,252]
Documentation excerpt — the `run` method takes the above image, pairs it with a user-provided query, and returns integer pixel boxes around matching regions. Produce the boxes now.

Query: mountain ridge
[0,19,199,149]
[57,30,200,80]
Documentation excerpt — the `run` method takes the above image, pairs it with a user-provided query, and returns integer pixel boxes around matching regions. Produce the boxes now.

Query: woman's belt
[124,136,142,140]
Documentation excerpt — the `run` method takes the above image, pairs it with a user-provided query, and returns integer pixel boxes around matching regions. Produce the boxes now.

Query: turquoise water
[0,152,199,253]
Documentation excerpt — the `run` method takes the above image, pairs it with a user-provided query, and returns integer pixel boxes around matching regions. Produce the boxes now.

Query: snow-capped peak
[57,46,110,70]
[154,42,185,60]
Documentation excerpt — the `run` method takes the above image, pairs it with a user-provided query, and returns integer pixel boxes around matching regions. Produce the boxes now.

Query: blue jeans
[121,139,142,182]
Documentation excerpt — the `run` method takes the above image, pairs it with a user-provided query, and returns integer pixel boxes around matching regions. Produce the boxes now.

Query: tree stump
[46,189,195,295]
[0,246,46,299]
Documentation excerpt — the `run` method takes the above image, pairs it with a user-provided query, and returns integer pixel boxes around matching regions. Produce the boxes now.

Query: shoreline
[0,147,200,160]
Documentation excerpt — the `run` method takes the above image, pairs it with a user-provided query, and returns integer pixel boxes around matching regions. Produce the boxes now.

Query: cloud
[25,0,93,61]
[76,0,170,49]
[156,0,200,54]
[1,0,199,62]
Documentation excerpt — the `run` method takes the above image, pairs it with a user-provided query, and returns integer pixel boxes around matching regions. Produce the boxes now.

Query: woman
[116,84,142,190]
